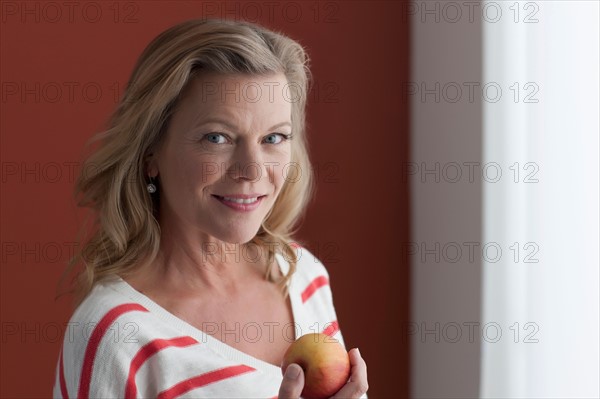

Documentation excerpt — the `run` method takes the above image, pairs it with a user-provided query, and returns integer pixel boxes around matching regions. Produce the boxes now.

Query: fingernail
[286,364,301,379]
[355,348,361,357]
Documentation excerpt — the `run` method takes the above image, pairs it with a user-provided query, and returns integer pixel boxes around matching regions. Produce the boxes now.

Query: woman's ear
[145,153,159,178]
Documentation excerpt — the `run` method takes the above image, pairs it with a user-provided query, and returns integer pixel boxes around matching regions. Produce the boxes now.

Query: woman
[54,18,368,398]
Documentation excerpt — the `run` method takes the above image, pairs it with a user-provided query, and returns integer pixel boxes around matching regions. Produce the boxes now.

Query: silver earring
[147,177,157,194]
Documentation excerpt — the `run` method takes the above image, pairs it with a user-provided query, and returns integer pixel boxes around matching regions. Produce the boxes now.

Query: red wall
[0,1,410,397]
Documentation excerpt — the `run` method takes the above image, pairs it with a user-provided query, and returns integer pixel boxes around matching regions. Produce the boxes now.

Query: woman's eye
[264,133,289,144]
[205,133,227,144]
[203,132,291,145]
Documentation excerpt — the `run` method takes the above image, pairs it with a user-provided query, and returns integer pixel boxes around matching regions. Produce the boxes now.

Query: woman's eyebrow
[194,118,292,131]
[192,117,236,130]
[267,121,292,130]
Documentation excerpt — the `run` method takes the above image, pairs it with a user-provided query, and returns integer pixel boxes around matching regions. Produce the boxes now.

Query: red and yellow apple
[281,333,351,399]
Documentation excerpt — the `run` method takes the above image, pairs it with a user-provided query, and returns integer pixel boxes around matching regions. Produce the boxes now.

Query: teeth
[222,196,259,204]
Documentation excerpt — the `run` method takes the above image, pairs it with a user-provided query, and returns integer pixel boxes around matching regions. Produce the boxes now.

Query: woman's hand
[278,363,305,399]
[278,348,369,399]
[330,348,369,398]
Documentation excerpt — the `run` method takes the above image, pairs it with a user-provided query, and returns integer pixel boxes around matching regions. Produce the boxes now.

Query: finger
[278,363,305,399]
[331,348,369,398]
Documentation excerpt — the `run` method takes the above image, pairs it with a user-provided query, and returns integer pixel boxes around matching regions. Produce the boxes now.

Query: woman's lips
[211,194,266,212]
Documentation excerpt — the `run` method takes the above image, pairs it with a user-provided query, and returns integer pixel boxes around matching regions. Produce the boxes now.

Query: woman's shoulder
[279,243,334,300]
[290,243,331,278]
[69,276,145,321]
[61,276,156,353]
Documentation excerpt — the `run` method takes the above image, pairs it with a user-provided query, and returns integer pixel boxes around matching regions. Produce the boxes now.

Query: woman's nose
[227,145,262,182]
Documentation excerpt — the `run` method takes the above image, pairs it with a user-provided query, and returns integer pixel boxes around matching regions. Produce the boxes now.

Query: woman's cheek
[274,149,293,181]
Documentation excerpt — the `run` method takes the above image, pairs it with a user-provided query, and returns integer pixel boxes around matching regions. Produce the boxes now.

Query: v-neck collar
[104,252,301,376]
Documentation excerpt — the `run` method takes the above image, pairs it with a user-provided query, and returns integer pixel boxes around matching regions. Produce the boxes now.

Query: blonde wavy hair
[59,18,315,307]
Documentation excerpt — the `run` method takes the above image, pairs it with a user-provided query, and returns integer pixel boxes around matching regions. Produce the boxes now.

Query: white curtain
[481,1,599,398]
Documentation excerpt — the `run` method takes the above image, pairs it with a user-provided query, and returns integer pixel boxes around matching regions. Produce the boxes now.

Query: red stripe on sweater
[301,275,329,303]
[59,348,69,399]
[323,320,340,337]
[78,303,149,399]
[157,364,256,399]
[124,336,199,399]
[289,242,301,249]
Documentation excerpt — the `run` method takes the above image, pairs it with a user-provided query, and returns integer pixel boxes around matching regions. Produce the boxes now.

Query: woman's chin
[217,226,262,245]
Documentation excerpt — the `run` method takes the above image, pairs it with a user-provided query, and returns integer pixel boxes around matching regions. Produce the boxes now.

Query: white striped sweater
[53,245,362,398]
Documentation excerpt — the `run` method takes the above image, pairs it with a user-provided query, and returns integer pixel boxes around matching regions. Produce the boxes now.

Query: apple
[281,332,351,399]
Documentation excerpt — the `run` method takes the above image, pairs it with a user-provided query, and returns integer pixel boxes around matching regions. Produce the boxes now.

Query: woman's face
[148,72,293,244]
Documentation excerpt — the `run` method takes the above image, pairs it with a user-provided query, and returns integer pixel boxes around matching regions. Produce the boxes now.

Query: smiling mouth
[211,195,267,204]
